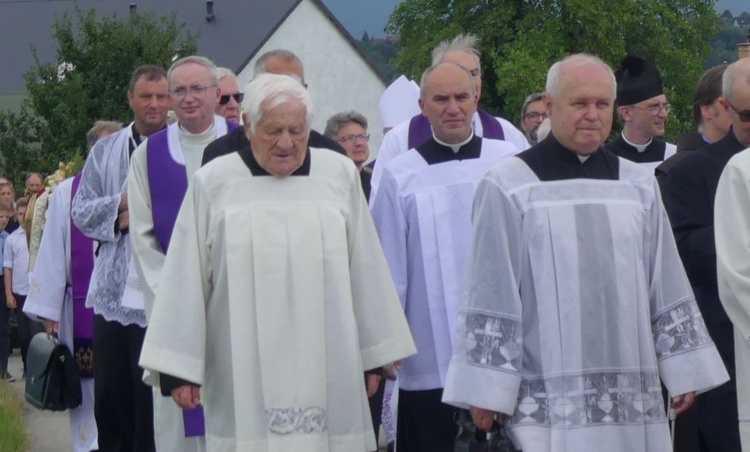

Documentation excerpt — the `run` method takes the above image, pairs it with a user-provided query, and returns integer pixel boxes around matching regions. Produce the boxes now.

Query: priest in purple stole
[25,173,98,452]
[370,33,530,202]
[128,55,238,452]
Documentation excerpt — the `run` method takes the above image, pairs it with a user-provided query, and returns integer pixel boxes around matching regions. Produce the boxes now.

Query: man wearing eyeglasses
[126,55,240,452]
[605,54,676,171]
[324,111,373,200]
[703,57,750,452]
[215,68,243,124]
[520,92,547,146]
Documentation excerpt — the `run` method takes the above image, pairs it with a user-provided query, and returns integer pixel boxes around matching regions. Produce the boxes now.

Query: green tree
[387,0,719,141]
[0,6,197,185]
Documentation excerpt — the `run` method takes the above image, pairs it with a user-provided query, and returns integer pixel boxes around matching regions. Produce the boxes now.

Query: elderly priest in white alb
[139,73,416,452]
[442,54,728,452]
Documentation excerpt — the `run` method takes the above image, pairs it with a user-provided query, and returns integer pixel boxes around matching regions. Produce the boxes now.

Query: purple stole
[146,121,240,252]
[70,173,95,379]
[407,108,505,149]
[145,120,239,437]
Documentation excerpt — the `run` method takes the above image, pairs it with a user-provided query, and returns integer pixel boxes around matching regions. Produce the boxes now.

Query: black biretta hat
[615,54,664,105]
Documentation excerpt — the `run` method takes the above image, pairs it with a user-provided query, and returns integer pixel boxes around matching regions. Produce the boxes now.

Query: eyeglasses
[524,112,547,121]
[170,85,216,99]
[728,101,750,122]
[630,103,671,116]
[337,133,370,144]
[219,93,244,105]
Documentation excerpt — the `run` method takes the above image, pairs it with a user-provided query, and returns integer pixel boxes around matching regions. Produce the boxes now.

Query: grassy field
[0,381,29,452]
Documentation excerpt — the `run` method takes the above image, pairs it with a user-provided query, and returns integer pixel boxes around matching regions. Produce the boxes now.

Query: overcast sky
[323,0,749,41]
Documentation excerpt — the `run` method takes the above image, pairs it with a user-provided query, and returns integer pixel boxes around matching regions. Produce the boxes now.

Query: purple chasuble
[407,108,505,149]
[146,120,239,437]
[70,173,95,378]
[146,121,240,252]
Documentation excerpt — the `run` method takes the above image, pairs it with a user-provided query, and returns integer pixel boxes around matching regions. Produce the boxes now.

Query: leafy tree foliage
[358,37,400,82]
[387,0,720,141]
[0,6,197,186]
[706,25,746,67]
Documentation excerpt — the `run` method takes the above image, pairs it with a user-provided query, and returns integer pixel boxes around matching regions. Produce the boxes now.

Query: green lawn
[0,381,29,452]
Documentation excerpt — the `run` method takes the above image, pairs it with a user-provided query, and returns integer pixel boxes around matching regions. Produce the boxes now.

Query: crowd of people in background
[1,32,749,452]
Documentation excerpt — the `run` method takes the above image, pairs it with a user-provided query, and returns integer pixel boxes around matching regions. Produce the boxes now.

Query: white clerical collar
[433,131,474,153]
[577,154,590,163]
[621,132,652,153]
[179,120,216,137]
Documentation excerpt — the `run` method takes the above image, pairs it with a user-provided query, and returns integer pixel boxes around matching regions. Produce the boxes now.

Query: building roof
[0,0,383,97]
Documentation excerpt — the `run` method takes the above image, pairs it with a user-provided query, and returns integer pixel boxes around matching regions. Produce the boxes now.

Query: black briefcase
[24,332,82,411]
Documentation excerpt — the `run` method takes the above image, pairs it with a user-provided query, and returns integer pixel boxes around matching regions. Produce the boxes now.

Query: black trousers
[14,293,43,371]
[368,375,386,442]
[397,388,486,452]
[93,314,155,452]
[0,298,9,373]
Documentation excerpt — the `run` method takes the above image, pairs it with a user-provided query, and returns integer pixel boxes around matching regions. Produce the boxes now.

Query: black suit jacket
[664,129,745,371]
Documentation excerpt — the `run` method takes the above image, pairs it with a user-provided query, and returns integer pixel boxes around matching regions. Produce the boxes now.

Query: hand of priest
[43,319,59,334]
[117,193,129,230]
[172,384,201,409]
[470,405,505,432]
[671,391,696,416]
[366,373,382,397]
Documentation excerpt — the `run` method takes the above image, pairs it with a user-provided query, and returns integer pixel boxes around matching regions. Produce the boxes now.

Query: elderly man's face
[548,63,614,155]
[245,99,309,177]
[723,79,750,148]
[0,186,13,203]
[336,122,370,167]
[128,75,169,135]
[169,62,220,134]
[216,76,242,123]
[440,50,482,100]
[623,94,669,140]
[419,64,478,145]
[26,174,42,193]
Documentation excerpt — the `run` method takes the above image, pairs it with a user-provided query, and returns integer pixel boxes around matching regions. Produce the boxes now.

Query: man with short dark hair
[520,92,547,146]
[605,54,676,171]
[201,50,344,166]
[72,63,169,452]
[656,65,730,194]
[443,53,727,452]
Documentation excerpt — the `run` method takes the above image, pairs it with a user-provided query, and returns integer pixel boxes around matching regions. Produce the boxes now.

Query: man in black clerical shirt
[663,57,750,452]
[202,49,344,166]
[604,54,676,169]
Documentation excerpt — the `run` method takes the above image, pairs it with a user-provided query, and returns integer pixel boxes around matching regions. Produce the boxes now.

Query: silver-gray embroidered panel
[508,371,665,428]
[460,311,522,372]
[652,299,713,361]
[266,407,327,435]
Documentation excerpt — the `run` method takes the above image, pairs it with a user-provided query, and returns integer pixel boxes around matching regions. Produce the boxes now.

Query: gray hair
[242,73,313,134]
[216,67,237,83]
[521,92,544,118]
[254,49,304,79]
[722,58,750,102]
[167,56,218,89]
[324,111,368,140]
[419,63,476,100]
[431,34,481,75]
[546,54,615,98]
[86,120,123,151]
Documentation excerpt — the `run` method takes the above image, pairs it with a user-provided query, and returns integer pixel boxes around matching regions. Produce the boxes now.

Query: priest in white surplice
[442,54,728,452]
[370,62,520,451]
[128,56,239,452]
[139,73,416,452]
